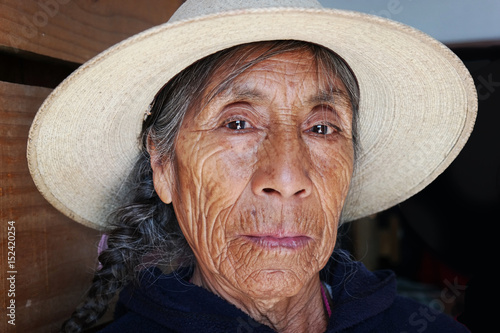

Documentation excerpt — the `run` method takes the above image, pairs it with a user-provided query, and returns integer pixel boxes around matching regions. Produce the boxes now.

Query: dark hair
[61,40,360,332]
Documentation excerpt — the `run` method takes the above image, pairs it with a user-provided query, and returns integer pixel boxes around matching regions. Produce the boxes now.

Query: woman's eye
[226,120,249,130]
[311,124,335,135]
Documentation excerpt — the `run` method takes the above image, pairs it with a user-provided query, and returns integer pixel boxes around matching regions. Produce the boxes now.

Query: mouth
[242,235,312,250]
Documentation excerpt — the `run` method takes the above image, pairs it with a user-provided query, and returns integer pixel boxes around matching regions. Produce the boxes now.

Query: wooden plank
[0,0,185,63]
[0,81,102,332]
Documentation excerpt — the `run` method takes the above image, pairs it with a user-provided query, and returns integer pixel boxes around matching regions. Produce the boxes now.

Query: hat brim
[27,8,477,229]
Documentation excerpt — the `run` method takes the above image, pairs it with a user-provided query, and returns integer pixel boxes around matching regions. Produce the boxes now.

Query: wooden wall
[0,1,184,332]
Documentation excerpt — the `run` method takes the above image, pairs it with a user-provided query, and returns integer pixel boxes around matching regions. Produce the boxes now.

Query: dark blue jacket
[100,252,469,332]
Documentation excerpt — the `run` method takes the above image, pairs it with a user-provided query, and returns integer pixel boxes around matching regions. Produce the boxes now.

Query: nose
[251,130,313,200]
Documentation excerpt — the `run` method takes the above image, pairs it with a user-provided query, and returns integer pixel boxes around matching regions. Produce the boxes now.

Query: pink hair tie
[97,234,109,270]
[320,283,332,318]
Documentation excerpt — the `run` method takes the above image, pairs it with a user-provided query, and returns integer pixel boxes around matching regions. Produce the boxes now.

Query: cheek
[312,140,354,205]
[309,141,354,246]
[172,133,259,266]
[205,137,258,202]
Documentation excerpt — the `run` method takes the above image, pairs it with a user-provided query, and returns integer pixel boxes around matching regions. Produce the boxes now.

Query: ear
[149,139,174,205]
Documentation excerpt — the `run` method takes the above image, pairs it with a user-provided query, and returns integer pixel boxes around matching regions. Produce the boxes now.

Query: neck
[190,267,328,333]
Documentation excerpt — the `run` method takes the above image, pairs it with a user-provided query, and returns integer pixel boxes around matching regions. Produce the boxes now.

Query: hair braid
[61,154,193,332]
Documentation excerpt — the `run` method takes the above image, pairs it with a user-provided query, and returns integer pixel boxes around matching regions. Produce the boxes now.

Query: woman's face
[154,48,354,299]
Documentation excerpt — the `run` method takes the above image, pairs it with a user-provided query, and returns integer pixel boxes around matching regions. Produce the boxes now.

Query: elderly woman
[28,0,476,332]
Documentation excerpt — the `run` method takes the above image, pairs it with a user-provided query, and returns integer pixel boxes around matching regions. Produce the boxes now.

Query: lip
[242,235,312,249]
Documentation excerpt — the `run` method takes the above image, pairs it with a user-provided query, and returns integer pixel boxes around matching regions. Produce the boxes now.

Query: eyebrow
[308,88,352,107]
[219,85,267,102]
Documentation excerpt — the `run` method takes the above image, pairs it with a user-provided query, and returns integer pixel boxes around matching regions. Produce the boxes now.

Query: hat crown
[169,0,323,22]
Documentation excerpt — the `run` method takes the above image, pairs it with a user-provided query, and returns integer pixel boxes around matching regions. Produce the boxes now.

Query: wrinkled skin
[152,49,354,332]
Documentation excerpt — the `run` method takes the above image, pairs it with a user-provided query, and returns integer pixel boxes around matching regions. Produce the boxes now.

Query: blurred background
[1,0,498,332]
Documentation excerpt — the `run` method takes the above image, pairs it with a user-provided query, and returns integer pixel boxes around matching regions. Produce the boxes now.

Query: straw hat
[27,0,477,230]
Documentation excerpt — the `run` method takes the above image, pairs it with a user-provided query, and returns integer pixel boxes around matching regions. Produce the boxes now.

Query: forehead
[201,47,351,108]
[231,51,322,92]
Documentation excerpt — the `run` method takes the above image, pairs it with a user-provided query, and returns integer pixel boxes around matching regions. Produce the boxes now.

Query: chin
[217,238,332,299]
[240,269,307,299]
